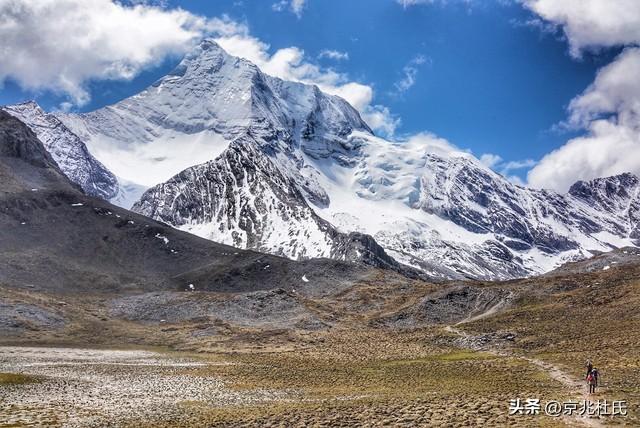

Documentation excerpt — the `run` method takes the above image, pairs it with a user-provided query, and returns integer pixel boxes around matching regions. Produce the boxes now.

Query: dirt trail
[456,294,512,325]
[521,357,603,428]
[447,307,605,428]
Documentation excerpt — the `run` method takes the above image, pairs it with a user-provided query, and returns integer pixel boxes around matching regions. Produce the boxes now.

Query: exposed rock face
[133,134,412,275]
[0,110,56,168]
[568,173,640,240]
[380,285,512,327]
[409,153,640,253]
[2,102,118,200]
[0,110,80,195]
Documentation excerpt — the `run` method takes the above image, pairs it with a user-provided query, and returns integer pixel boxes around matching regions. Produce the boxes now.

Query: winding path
[446,306,605,428]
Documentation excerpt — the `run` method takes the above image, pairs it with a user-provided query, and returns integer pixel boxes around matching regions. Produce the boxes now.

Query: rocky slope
[0,111,389,294]
[132,134,403,271]
[2,101,119,200]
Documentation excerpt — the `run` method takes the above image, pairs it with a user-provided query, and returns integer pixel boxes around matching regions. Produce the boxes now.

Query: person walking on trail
[585,359,593,377]
[587,368,599,394]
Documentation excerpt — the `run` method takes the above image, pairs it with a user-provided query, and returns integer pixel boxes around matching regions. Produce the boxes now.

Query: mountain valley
[1,38,639,428]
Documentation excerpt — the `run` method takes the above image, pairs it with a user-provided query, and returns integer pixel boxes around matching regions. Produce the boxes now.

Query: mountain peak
[199,38,222,49]
[568,172,640,218]
[569,172,639,199]
[10,99,41,110]
[162,38,253,82]
[3,100,46,120]
[57,39,372,172]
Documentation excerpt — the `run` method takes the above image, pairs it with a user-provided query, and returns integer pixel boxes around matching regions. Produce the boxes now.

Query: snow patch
[155,233,169,245]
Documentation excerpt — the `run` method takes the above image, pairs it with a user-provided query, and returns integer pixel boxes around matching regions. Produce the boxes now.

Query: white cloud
[291,0,306,17]
[528,119,640,191]
[499,159,536,186]
[566,47,640,129]
[0,1,397,135]
[522,1,640,191]
[362,105,401,137]
[394,55,428,94]
[0,0,240,105]
[520,0,640,57]
[405,132,463,157]
[479,153,502,168]
[318,50,349,61]
[501,158,537,172]
[272,0,306,18]
[528,48,640,190]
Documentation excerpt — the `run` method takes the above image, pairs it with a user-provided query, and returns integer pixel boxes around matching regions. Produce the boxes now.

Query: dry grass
[122,327,568,427]
[2,258,640,426]
[0,372,39,385]
[462,265,640,425]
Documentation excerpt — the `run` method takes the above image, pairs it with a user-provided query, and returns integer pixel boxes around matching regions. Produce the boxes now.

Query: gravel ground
[108,289,327,330]
[0,346,291,427]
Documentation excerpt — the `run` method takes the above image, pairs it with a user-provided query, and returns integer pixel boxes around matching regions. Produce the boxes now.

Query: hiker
[585,359,593,377]
[587,368,599,394]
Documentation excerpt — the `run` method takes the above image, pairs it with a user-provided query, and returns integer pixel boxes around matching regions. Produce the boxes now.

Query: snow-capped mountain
[2,101,119,200]
[132,132,405,272]
[52,40,409,271]
[13,40,638,280]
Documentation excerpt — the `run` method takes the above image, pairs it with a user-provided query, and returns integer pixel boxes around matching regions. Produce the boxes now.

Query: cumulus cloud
[566,48,640,129]
[523,0,640,191]
[318,50,349,61]
[0,0,239,105]
[502,158,537,172]
[215,33,399,135]
[394,55,428,94]
[529,119,640,190]
[520,0,640,57]
[528,48,640,190]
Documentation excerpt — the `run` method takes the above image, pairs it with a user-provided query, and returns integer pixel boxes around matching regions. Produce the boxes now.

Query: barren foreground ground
[0,346,290,427]
[1,250,639,427]
[0,329,624,427]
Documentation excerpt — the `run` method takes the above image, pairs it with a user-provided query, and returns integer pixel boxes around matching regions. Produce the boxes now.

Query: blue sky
[1,0,637,188]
